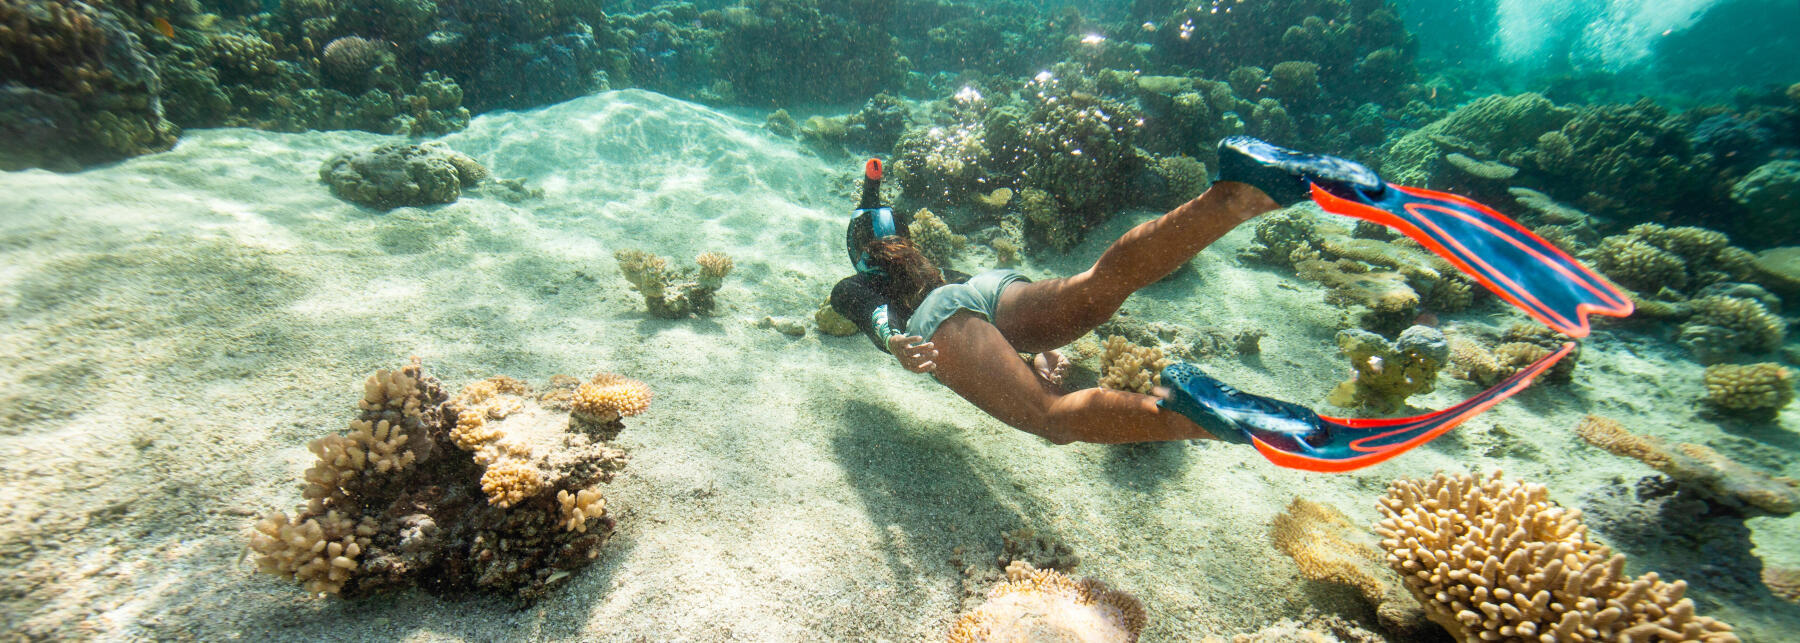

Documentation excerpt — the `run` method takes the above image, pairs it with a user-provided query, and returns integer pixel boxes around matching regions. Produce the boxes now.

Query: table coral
[248,359,639,599]
[1270,498,1426,635]
[1329,326,1447,413]
[1375,470,1740,642]
[1702,363,1795,420]
[948,560,1146,643]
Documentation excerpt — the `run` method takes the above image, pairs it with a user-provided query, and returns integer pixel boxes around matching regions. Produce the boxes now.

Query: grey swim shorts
[906,268,1031,342]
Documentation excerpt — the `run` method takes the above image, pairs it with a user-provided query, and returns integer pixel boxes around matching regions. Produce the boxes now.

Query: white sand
[0,89,1795,640]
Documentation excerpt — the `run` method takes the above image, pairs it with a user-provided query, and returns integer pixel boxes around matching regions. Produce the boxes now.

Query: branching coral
[948,561,1146,643]
[1329,326,1448,412]
[248,510,380,595]
[1701,363,1794,420]
[1097,335,1170,395]
[1270,498,1426,635]
[614,249,734,318]
[557,487,606,533]
[1677,295,1785,364]
[1376,470,1740,642]
[571,373,653,428]
[1575,415,1799,515]
[250,360,639,599]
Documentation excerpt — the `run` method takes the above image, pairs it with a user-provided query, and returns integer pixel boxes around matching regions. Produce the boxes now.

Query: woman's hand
[887,335,937,373]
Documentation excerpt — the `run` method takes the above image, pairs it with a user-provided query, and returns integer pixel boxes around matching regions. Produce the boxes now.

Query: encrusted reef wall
[248,358,650,599]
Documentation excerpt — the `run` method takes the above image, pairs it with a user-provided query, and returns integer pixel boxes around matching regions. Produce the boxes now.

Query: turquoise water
[1,1,1796,640]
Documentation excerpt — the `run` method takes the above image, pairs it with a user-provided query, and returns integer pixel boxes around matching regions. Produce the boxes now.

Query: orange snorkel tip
[864,158,883,181]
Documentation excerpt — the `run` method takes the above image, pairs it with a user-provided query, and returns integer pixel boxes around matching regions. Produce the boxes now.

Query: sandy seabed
[1,89,1796,641]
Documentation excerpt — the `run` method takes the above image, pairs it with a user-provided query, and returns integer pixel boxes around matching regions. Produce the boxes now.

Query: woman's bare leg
[930,312,1214,444]
[995,181,1279,353]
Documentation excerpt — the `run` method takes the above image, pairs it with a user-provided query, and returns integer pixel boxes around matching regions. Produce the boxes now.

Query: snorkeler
[831,137,1631,472]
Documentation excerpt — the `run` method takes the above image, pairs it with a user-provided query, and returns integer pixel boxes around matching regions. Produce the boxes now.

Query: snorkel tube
[849,158,901,274]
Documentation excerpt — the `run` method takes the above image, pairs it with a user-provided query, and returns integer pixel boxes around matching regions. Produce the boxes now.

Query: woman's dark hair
[864,236,943,307]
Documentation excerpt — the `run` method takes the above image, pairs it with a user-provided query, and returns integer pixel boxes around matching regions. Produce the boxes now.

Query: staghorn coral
[948,560,1146,643]
[1375,470,1739,642]
[614,249,734,318]
[1575,415,1799,515]
[1097,335,1170,395]
[250,360,638,599]
[1270,498,1426,635]
[557,487,606,533]
[1702,363,1794,420]
[1329,326,1447,413]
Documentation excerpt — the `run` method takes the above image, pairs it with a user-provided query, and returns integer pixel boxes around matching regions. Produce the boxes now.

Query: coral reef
[0,0,178,170]
[1269,498,1426,635]
[714,0,903,105]
[1574,415,1798,516]
[319,141,487,210]
[250,359,638,599]
[1328,326,1448,413]
[947,561,1146,643]
[614,249,734,319]
[1375,470,1739,642]
[1589,223,1756,297]
[1097,335,1170,395]
[1701,363,1794,420]
[1729,160,1800,246]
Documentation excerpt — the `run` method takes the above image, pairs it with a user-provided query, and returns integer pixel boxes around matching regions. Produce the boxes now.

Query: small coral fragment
[1097,335,1171,395]
[572,373,653,424]
[948,561,1146,643]
[557,487,607,533]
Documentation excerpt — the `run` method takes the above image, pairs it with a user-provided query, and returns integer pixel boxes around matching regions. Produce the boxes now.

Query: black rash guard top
[829,269,972,353]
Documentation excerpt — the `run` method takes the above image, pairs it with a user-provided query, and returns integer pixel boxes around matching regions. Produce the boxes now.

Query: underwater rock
[1752,246,1800,299]
[319,141,487,210]
[1329,326,1447,413]
[1376,471,1740,642]
[248,360,641,599]
[1269,498,1427,636]
[813,301,858,337]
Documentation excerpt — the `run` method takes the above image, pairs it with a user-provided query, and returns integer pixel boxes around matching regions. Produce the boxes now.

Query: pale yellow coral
[557,487,607,533]
[248,509,379,595]
[948,560,1146,643]
[571,373,653,423]
[1097,335,1170,395]
[814,300,859,337]
[298,418,417,513]
[910,208,968,267]
[1375,471,1738,642]
[1703,363,1794,417]
[480,459,545,508]
[451,408,503,451]
[975,187,1013,209]
[696,251,733,286]
[359,362,427,419]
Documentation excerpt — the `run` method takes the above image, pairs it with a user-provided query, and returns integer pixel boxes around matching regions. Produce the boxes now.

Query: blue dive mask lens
[853,207,896,276]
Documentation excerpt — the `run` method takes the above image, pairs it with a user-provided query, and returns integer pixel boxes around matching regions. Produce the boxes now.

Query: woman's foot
[1032,350,1070,388]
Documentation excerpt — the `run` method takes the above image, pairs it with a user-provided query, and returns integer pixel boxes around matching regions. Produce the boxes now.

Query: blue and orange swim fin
[1218,136,1634,337]
[1160,343,1574,472]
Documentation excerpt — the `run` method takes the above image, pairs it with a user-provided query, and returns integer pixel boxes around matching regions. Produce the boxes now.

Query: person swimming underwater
[831,137,1625,472]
